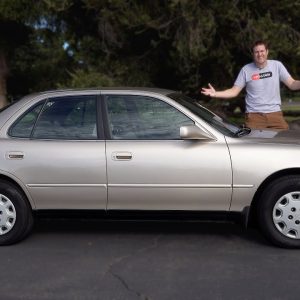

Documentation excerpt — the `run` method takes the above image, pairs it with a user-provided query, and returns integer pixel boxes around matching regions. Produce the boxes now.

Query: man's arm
[284,76,300,91]
[201,83,242,99]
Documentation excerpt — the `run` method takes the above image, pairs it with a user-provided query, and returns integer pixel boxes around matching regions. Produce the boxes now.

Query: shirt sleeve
[278,61,291,82]
[234,67,246,88]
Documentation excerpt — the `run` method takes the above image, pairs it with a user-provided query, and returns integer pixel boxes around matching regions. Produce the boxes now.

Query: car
[1,88,300,247]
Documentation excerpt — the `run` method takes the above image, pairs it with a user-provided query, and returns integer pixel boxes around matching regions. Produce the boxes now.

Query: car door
[104,93,232,211]
[5,94,107,209]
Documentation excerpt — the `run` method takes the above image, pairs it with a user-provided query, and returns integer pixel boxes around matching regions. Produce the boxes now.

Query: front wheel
[0,180,33,245]
[258,175,300,248]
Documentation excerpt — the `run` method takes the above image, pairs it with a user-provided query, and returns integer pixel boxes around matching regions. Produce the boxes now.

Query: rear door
[3,94,107,209]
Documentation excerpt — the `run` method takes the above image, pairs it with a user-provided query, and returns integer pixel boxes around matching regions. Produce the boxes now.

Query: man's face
[253,44,269,67]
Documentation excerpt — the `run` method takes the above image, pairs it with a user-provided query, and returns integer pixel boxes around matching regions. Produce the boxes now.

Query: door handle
[6,151,24,160]
[112,152,133,161]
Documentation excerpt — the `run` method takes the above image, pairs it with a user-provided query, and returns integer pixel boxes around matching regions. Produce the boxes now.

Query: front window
[168,93,242,137]
[106,95,194,139]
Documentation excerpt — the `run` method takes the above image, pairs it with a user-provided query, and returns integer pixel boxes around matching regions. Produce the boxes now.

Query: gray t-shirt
[234,60,291,113]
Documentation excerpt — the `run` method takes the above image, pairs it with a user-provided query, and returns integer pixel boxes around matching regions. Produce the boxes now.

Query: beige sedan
[0,88,300,247]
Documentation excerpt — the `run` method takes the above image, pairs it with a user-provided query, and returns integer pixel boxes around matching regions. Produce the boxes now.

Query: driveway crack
[106,234,162,300]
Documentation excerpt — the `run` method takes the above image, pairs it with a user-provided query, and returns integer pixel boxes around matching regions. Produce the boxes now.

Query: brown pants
[245,111,289,130]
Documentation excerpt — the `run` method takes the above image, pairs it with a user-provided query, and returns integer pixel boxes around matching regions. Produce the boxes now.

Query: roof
[31,87,177,97]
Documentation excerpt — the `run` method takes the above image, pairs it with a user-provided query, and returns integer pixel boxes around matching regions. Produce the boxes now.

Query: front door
[104,94,232,211]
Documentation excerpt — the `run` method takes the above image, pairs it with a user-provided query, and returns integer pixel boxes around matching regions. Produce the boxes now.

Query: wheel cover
[0,194,17,235]
[273,192,300,239]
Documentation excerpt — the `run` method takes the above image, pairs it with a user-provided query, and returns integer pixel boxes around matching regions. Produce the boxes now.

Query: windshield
[168,93,247,137]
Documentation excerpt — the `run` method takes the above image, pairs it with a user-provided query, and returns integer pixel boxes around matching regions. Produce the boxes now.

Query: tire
[258,175,300,248]
[0,180,33,245]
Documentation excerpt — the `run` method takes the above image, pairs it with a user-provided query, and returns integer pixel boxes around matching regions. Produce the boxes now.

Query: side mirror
[180,125,215,140]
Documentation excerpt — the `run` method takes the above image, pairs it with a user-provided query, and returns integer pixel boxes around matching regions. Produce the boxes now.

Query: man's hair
[252,40,268,52]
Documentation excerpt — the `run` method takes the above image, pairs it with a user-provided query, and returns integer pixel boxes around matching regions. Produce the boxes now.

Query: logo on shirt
[251,71,272,81]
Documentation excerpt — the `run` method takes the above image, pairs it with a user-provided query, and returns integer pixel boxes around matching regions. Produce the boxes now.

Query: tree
[0,0,300,110]
[0,20,31,106]
[0,0,73,106]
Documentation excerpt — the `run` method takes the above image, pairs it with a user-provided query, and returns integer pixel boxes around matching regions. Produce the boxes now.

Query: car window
[32,96,97,140]
[105,95,194,139]
[9,102,45,138]
[10,96,98,140]
[168,93,241,137]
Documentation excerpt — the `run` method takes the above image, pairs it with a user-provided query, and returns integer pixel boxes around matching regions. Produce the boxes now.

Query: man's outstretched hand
[201,83,216,97]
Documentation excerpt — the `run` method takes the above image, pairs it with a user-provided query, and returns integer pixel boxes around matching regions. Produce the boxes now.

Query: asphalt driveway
[1,218,299,300]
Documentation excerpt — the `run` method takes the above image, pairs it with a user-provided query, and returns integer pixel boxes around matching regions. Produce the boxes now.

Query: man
[201,40,300,130]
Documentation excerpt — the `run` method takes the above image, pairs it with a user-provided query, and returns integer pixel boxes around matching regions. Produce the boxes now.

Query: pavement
[1,218,300,300]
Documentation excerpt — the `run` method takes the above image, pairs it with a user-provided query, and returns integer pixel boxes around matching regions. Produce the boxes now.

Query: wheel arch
[248,168,300,226]
[0,174,35,209]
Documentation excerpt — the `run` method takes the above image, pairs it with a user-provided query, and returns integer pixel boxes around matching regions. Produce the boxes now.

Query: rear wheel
[258,175,300,248]
[0,180,33,245]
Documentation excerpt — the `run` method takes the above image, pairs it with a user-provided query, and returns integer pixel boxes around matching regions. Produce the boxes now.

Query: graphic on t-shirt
[251,71,272,81]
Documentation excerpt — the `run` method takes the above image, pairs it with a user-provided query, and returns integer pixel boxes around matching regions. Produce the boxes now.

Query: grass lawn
[228,102,300,126]
[209,92,300,126]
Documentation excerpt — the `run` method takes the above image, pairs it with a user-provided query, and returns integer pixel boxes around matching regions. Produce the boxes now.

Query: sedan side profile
[0,88,300,247]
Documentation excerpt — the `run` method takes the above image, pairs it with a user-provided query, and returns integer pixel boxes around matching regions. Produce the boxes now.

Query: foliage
[0,0,300,106]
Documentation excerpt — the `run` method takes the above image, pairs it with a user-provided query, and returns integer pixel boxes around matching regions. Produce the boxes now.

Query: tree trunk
[0,52,8,108]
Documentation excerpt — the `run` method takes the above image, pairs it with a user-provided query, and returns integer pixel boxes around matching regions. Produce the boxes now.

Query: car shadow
[32,216,269,247]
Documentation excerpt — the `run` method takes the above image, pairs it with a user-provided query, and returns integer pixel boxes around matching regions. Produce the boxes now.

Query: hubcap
[273,192,300,239]
[0,194,16,235]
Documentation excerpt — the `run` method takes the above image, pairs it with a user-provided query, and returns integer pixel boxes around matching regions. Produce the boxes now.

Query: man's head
[252,40,269,68]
